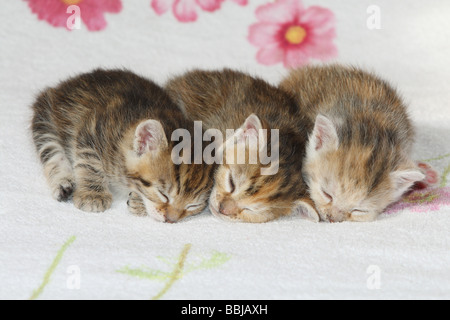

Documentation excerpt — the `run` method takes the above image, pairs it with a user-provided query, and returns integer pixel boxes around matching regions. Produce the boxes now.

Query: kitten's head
[303,115,424,222]
[124,119,213,223]
[209,114,317,223]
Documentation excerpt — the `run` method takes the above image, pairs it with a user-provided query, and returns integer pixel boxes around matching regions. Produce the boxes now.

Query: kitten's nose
[165,217,176,224]
[219,199,239,216]
[326,210,345,223]
[327,216,336,223]
[164,209,181,223]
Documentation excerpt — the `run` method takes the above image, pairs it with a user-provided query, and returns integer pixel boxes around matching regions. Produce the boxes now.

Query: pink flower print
[26,0,122,31]
[248,0,337,68]
[151,0,247,23]
[385,187,450,215]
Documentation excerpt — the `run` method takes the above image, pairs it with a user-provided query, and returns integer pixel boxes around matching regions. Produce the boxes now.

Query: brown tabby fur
[31,69,214,222]
[166,69,315,223]
[280,64,424,222]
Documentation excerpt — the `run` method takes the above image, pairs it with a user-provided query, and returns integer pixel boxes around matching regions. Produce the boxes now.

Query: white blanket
[0,0,449,299]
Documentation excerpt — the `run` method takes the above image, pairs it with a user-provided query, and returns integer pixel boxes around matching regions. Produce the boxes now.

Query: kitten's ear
[390,170,425,200]
[134,120,168,156]
[235,114,265,145]
[292,199,320,222]
[310,114,339,151]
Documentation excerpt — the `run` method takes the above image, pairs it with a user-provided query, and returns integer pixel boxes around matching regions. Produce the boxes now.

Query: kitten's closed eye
[228,172,236,194]
[350,208,375,222]
[321,188,333,203]
[351,209,369,216]
[138,177,152,187]
[185,203,203,211]
[157,190,169,203]
[131,175,170,204]
[128,175,152,188]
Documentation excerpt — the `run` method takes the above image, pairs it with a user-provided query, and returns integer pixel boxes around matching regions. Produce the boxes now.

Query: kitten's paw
[73,191,112,212]
[413,162,440,190]
[293,199,320,222]
[52,178,75,202]
[127,192,147,216]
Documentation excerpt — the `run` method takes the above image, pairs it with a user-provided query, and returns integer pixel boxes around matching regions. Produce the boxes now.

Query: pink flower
[151,0,247,23]
[26,0,122,31]
[385,187,450,215]
[248,0,337,68]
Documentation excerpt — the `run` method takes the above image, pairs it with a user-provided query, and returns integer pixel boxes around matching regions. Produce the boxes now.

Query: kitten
[165,69,318,223]
[279,64,425,222]
[31,69,213,223]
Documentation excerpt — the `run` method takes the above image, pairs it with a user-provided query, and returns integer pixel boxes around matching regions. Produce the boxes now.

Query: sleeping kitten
[31,69,213,223]
[279,64,425,222]
[166,69,318,223]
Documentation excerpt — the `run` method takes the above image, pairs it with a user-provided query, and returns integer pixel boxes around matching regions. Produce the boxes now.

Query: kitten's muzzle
[164,217,177,224]
[316,205,347,223]
[218,198,240,216]
[322,209,348,223]
[164,207,185,223]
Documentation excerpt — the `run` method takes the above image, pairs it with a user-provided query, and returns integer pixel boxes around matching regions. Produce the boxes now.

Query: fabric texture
[0,0,449,299]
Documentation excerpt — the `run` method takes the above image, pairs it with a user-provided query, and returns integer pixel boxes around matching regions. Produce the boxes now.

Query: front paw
[127,192,147,216]
[73,190,112,212]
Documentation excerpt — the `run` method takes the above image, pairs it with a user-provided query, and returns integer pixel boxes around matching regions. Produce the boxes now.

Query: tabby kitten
[31,69,213,223]
[166,69,318,223]
[279,64,425,222]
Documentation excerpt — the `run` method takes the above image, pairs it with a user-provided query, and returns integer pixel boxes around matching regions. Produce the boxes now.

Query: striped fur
[31,69,214,222]
[279,64,424,222]
[166,69,315,223]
